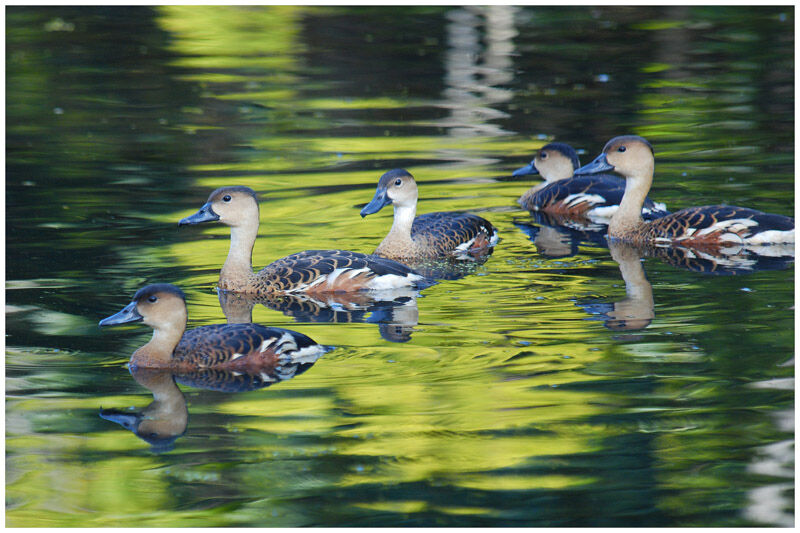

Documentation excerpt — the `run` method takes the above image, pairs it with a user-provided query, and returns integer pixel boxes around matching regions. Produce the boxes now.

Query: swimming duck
[513,142,669,219]
[360,169,498,261]
[575,135,795,248]
[99,283,331,370]
[179,186,432,295]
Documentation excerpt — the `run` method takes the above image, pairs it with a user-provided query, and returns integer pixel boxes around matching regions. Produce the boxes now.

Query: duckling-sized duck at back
[179,186,432,295]
[575,135,794,248]
[99,283,331,370]
[513,142,668,219]
[360,169,498,261]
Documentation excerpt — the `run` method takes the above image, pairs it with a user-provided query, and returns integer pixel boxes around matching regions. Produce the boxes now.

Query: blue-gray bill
[360,188,392,217]
[98,301,142,327]
[178,203,220,226]
[574,153,614,175]
[512,163,538,177]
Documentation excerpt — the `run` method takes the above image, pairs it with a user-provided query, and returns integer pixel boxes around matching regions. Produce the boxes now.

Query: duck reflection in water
[100,347,322,452]
[579,238,794,335]
[514,211,609,259]
[644,242,794,276]
[100,368,187,453]
[217,288,420,343]
[577,241,655,333]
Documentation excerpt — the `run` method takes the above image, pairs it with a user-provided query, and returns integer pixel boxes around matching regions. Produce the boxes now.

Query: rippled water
[6,6,794,527]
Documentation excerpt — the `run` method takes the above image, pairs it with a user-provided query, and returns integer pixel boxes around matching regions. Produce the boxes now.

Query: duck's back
[257,249,431,294]
[174,323,326,369]
[641,204,794,245]
[410,212,498,257]
[521,174,668,219]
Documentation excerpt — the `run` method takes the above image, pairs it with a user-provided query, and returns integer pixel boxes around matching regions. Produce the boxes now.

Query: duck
[359,169,498,261]
[574,135,795,248]
[178,185,432,295]
[513,142,669,219]
[99,283,332,370]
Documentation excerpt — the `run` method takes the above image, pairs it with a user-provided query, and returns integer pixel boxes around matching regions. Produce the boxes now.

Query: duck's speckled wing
[257,249,432,293]
[642,205,794,244]
[173,323,327,368]
[522,174,669,219]
[411,212,498,256]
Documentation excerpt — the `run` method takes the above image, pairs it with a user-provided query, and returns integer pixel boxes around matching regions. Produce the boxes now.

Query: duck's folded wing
[260,250,434,292]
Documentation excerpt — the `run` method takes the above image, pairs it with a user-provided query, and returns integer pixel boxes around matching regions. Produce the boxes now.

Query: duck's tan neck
[130,316,186,368]
[608,162,654,238]
[376,202,417,255]
[220,220,258,290]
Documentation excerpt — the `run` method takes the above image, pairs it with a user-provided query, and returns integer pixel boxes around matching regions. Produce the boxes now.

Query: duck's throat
[131,327,185,368]
[378,203,417,253]
[220,225,257,287]
[609,176,651,237]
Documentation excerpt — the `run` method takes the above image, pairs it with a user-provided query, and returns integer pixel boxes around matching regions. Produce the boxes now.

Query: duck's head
[360,169,418,217]
[178,186,259,228]
[575,135,654,179]
[99,284,187,331]
[512,142,580,182]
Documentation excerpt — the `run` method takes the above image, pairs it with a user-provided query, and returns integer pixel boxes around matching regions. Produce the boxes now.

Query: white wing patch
[694,218,757,238]
[453,235,478,254]
[744,229,795,245]
[367,273,424,290]
[587,205,618,219]
[258,339,273,353]
[563,193,605,208]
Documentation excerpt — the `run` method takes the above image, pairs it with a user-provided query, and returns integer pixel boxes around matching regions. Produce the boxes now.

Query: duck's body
[99,284,331,370]
[360,169,498,261]
[575,135,794,248]
[169,322,324,371]
[232,249,429,295]
[179,186,431,295]
[619,204,795,248]
[514,142,669,219]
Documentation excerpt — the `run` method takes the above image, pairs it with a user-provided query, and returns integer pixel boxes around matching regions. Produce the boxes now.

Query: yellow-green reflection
[6,5,794,528]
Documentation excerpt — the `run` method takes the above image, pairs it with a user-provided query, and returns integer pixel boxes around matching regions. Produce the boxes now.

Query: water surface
[6,6,794,527]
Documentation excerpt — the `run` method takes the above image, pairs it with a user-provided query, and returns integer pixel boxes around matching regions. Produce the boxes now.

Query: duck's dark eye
[394,179,402,186]
[540,152,548,159]
[148,295,158,303]
[618,146,626,153]
[222,195,232,202]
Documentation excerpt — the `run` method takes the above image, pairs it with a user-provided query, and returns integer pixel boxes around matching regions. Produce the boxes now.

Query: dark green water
[6,6,794,527]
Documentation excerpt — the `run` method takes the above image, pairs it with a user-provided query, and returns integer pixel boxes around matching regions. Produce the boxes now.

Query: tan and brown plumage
[575,135,795,249]
[99,283,331,370]
[514,142,668,219]
[178,186,432,295]
[360,169,498,261]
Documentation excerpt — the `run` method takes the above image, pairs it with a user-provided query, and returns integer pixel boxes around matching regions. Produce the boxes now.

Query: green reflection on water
[6,5,794,528]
